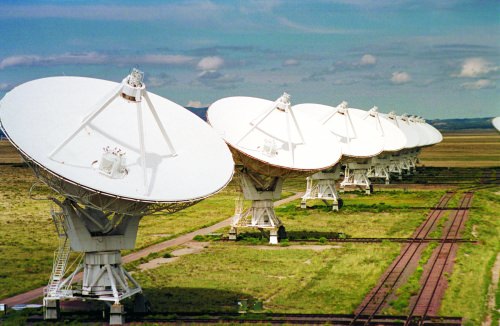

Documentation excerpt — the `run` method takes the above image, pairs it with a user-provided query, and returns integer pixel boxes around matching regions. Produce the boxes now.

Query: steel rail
[405,192,473,326]
[350,192,455,325]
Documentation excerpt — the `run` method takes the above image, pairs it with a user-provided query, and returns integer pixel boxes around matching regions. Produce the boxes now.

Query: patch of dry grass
[419,131,500,167]
[0,140,22,164]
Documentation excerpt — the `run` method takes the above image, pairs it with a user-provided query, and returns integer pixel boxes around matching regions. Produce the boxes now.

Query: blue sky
[0,0,498,119]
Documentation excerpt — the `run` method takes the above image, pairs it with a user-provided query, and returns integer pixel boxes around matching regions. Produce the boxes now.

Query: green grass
[439,187,500,325]
[133,242,401,313]
[270,190,443,239]
[418,131,500,167]
[0,165,57,299]
[0,139,499,325]
[385,243,438,314]
[134,182,240,250]
[0,165,242,300]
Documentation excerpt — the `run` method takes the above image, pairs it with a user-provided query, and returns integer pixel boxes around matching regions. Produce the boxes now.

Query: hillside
[184,107,496,132]
[0,112,496,139]
[428,117,496,131]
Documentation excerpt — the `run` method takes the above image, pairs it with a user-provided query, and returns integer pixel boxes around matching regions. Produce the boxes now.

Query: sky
[0,0,498,119]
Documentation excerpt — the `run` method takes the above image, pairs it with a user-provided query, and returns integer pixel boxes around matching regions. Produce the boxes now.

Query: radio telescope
[380,112,442,179]
[351,107,407,185]
[0,69,234,323]
[207,93,342,243]
[493,117,500,132]
[295,101,384,210]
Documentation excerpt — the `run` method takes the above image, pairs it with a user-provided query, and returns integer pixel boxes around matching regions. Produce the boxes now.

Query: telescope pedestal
[43,298,60,320]
[230,171,285,244]
[44,199,143,324]
[81,251,141,301]
[340,162,372,194]
[301,167,342,211]
[110,304,126,325]
[367,157,391,185]
[388,155,403,180]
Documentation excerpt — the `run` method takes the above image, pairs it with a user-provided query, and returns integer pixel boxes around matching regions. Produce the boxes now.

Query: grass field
[134,242,401,314]
[0,140,22,164]
[0,130,499,324]
[418,130,500,167]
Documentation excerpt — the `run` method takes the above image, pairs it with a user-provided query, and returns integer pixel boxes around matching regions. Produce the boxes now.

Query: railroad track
[350,192,456,325]
[387,167,500,185]
[405,192,474,325]
[29,312,462,325]
[218,237,476,244]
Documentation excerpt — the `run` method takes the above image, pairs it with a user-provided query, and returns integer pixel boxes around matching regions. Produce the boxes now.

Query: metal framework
[340,161,373,194]
[367,156,391,184]
[44,198,143,312]
[301,165,342,210]
[229,168,285,244]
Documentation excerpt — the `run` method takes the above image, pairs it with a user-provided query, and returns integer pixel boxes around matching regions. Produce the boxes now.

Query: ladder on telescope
[46,209,71,298]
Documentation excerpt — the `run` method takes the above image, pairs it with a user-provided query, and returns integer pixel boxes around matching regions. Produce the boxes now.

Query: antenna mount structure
[0,70,234,324]
[208,95,341,243]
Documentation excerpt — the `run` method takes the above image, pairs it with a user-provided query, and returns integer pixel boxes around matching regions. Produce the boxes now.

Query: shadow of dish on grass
[136,287,258,314]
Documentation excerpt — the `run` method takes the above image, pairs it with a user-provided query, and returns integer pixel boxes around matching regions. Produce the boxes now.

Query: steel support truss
[43,198,144,322]
[301,165,342,211]
[229,168,285,244]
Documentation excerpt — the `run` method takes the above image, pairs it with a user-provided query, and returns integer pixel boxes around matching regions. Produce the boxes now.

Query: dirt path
[1,192,304,306]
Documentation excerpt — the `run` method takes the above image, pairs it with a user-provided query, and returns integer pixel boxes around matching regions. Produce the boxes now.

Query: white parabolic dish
[419,119,442,145]
[493,117,500,132]
[346,107,407,153]
[0,76,234,206]
[294,102,384,158]
[207,95,342,176]
[382,113,420,149]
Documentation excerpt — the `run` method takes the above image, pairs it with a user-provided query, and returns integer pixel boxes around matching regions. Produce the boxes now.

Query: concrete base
[269,229,278,245]
[228,227,237,240]
[43,299,60,320]
[109,304,125,325]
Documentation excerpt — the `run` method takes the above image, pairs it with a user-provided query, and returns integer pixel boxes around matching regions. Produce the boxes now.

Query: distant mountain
[185,107,208,121]
[0,111,495,139]
[184,107,496,132]
[428,117,496,131]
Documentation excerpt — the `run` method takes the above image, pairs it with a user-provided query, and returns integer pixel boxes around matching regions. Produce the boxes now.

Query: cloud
[283,59,300,66]
[139,55,194,65]
[0,2,223,22]
[197,56,224,71]
[360,54,377,65]
[391,71,411,84]
[0,82,14,91]
[145,73,177,88]
[238,0,282,14]
[421,44,498,60]
[277,17,356,34]
[461,79,495,90]
[456,57,498,78]
[0,52,106,69]
[195,70,243,89]
[0,55,41,69]
[188,45,255,57]
[186,100,207,108]
[0,52,196,69]
[301,66,337,82]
